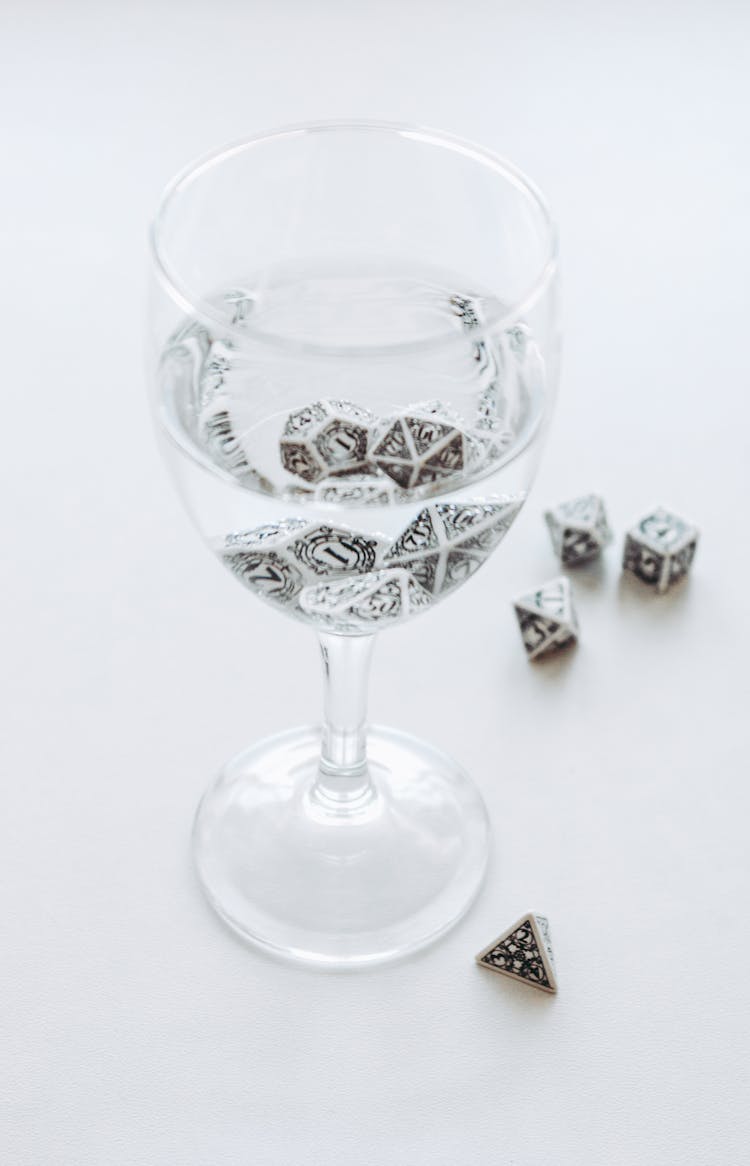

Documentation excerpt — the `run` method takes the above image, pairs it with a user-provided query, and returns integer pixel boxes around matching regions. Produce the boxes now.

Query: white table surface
[2,2,749,1162]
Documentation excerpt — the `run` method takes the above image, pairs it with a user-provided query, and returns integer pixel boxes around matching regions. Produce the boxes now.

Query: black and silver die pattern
[280,399,375,484]
[222,520,390,611]
[513,576,579,660]
[178,332,269,490]
[544,494,613,565]
[369,402,478,490]
[384,498,524,597]
[476,914,558,993]
[311,474,407,508]
[623,507,699,593]
[300,568,432,633]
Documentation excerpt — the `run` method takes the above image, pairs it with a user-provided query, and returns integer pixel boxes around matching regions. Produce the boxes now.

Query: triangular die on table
[476,913,558,993]
[513,576,578,661]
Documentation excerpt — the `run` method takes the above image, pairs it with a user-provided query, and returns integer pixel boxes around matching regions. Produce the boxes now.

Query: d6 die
[623,507,699,593]
[384,497,523,597]
[544,494,613,565]
[513,576,579,661]
[280,399,375,483]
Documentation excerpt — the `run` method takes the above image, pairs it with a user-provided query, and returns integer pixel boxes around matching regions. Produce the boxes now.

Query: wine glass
[148,121,560,967]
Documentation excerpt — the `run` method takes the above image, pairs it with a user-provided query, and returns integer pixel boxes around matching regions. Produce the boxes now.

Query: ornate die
[384,498,523,597]
[280,399,375,484]
[513,576,578,660]
[369,402,480,490]
[193,342,272,489]
[198,394,254,480]
[300,568,432,632]
[544,493,613,565]
[311,473,407,508]
[623,507,699,593]
[449,291,482,331]
[476,913,558,993]
[221,519,389,609]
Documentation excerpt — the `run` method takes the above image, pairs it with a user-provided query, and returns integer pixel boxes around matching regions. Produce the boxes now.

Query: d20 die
[221,520,390,610]
[513,576,578,661]
[623,507,699,593]
[544,493,613,565]
[369,402,475,490]
[476,913,558,993]
[300,568,432,633]
[384,497,523,597]
[280,399,375,483]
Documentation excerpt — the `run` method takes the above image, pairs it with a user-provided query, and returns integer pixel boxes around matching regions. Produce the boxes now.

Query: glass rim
[149,119,559,358]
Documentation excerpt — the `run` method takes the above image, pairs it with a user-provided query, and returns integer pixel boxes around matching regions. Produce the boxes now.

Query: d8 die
[623,507,699,593]
[300,568,432,633]
[513,576,579,661]
[384,497,523,597]
[544,494,613,565]
[369,402,480,490]
[280,399,375,483]
[221,519,389,611]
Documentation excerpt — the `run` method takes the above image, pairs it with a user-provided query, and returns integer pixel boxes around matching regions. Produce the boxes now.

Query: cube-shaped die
[221,519,390,611]
[544,494,613,565]
[513,576,579,660]
[623,507,699,593]
[280,399,375,483]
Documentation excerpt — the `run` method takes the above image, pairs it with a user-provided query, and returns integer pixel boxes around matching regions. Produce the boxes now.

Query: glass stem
[315,631,376,805]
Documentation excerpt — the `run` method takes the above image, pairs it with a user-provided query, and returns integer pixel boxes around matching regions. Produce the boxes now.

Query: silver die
[311,473,407,508]
[385,498,524,597]
[513,576,579,661]
[544,493,613,565]
[622,507,699,593]
[476,913,558,993]
[369,402,474,491]
[221,520,391,610]
[300,568,432,633]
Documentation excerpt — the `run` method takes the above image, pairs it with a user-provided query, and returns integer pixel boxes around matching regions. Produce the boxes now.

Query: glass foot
[193,725,490,968]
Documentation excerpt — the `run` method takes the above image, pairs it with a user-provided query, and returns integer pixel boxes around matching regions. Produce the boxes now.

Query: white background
[2,2,749,1162]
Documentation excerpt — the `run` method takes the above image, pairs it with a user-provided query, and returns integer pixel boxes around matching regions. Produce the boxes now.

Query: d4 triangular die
[476,913,557,993]
[513,576,578,660]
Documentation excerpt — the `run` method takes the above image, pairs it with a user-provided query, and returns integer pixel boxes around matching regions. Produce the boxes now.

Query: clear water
[158,271,546,633]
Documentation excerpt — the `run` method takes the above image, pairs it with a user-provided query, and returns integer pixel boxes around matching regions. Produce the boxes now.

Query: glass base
[192,725,490,968]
